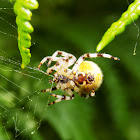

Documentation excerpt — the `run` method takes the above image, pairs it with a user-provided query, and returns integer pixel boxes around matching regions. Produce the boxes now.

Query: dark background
[0,0,140,140]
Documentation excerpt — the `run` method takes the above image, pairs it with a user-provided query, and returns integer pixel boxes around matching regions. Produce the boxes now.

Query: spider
[38,50,120,105]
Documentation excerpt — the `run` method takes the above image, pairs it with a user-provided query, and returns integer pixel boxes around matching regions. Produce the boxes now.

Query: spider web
[0,1,54,139]
[126,0,140,55]
[0,0,140,140]
[0,38,51,139]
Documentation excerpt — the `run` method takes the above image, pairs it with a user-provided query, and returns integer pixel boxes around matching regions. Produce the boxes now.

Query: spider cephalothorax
[38,50,120,105]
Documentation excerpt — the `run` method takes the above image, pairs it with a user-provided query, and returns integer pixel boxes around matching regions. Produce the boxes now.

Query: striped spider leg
[72,53,120,73]
[42,87,75,105]
[38,51,120,105]
[47,50,76,67]
[38,50,76,74]
[38,51,77,105]
[71,53,120,98]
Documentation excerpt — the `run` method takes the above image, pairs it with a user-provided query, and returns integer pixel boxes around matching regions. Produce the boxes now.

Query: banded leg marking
[38,56,62,69]
[72,53,120,72]
[48,50,76,67]
[38,56,51,69]
[79,93,89,98]
[78,91,95,99]
[48,93,75,105]
[89,91,95,97]
[41,86,57,93]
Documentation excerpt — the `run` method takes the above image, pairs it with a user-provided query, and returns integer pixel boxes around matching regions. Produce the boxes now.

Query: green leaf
[96,0,140,52]
[13,0,39,68]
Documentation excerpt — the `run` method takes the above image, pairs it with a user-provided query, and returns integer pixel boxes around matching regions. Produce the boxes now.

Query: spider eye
[77,73,85,85]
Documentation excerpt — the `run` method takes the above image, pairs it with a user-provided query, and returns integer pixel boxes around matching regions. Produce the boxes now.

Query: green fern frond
[96,0,140,52]
[13,0,39,68]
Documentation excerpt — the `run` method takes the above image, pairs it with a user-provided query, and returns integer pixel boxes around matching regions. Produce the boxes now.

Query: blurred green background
[0,0,140,140]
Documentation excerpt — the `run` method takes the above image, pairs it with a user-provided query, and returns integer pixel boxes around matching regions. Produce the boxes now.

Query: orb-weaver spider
[38,51,120,105]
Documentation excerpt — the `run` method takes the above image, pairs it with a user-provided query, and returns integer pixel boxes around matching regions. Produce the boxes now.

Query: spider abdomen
[76,61,103,92]
[39,51,120,105]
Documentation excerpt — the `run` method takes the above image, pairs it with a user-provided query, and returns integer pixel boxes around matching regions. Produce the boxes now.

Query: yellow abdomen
[78,61,103,91]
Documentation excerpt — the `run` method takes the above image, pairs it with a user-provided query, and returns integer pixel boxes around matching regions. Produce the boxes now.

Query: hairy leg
[48,93,75,105]
[72,53,120,72]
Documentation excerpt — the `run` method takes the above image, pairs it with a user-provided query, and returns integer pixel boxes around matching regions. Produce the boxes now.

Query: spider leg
[41,86,57,92]
[48,93,75,105]
[47,57,74,75]
[78,89,95,99]
[89,91,95,97]
[47,65,60,74]
[47,50,76,67]
[38,56,64,75]
[38,57,62,69]
[72,53,120,72]
[78,93,89,98]
[38,56,51,69]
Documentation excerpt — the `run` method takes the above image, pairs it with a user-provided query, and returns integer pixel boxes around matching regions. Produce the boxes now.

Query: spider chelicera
[38,50,120,105]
